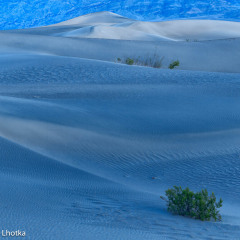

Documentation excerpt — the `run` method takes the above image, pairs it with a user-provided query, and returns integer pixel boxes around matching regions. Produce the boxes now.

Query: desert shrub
[169,60,180,69]
[161,186,223,221]
[117,55,164,69]
[125,58,134,65]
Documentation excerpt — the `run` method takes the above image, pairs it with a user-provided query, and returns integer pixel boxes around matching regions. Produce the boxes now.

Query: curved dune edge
[0,102,240,195]
[49,11,240,41]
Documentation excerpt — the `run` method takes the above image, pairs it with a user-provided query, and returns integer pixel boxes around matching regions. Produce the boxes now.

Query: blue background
[1,0,240,30]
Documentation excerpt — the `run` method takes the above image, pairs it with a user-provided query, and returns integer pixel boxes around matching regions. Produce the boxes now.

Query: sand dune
[50,12,240,41]
[0,11,240,240]
[55,25,171,41]
[6,11,240,42]
[124,20,240,41]
[48,11,240,41]
[53,11,131,26]
[1,32,240,73]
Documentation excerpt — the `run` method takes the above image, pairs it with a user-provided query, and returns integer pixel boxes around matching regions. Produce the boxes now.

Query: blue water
[1,0,240,30]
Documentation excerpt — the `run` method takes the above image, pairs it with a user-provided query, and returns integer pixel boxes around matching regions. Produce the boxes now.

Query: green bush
[125,58,134,65]
[161,186,223,221]
[117,55,164,69]
[169,60,180,69]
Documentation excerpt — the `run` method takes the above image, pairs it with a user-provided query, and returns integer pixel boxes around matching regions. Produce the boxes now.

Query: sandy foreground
[0,12,240,239]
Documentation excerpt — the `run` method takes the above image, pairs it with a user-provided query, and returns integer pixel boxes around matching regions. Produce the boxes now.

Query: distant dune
[52,12,240,41]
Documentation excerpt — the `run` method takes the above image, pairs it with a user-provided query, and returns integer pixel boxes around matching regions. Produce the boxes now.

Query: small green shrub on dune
[169,60,180,69]
[116,55,164,69]
[161,186,223,221]
[125,58,134,65]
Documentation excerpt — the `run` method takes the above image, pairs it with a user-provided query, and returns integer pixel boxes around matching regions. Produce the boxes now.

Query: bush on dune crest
[161,186,223,221]
[125,57,134,65]
[169,60,180,69]
[116,56,181,70]
[116,55,164,69]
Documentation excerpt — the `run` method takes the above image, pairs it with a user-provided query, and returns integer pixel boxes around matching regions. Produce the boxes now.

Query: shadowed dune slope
[0,54,240,239]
